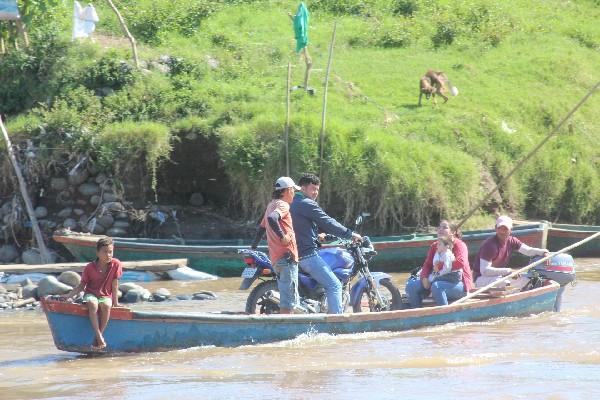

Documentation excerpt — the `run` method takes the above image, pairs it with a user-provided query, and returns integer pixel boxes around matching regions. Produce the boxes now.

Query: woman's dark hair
[96,236,114,251]
[440,219,462,239]
[272,188,286,199]
[438,235,454,249]
[298,173,320,187]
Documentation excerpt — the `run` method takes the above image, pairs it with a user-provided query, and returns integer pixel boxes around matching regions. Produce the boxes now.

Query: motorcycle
[238,235,402,314]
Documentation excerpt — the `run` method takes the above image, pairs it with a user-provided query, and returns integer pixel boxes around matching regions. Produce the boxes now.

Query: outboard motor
[528,253,576,311]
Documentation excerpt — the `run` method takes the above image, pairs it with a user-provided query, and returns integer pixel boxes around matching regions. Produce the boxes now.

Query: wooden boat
[52,222,548,276]
[41,280,560,353]
[547,223,600,257]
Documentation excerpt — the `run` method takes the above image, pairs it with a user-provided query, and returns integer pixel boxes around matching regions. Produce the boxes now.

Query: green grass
[2,0,600,230]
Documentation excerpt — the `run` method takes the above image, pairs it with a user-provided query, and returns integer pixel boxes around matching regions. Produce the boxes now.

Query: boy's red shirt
[81,258,123,297]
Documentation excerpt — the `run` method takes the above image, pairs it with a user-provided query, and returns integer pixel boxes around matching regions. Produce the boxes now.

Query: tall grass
[2,0,600,229]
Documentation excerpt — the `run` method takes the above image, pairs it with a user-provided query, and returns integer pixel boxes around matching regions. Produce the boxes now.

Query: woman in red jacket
[405,220,473,307]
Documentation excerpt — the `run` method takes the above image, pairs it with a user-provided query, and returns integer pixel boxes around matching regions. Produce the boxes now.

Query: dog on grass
[418,70,456,106]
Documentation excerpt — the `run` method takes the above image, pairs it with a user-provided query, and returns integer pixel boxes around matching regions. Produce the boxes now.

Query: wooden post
[319,21,337,177]
[106,0,140,68]
[0,118,52,263]
[284,61,291,176]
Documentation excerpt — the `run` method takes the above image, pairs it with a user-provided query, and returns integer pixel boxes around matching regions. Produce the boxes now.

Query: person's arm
[61,281,85,300]
[479,258,511,277]
[302,200,355,240]
[266,211,285,240]
[112,279,119,307]
[420,245,436,289]
[518,243,549,257]
[451,239,469,271]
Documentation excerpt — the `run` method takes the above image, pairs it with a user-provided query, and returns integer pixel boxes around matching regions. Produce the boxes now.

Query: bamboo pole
[319,21,337,177]
[285,61,291,176]
[456,80,600,230]
[0,118,52,263]
[105,0,140,68]
[453,230,600,306]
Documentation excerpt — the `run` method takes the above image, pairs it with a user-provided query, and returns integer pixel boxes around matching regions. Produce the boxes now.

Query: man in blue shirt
[290,173,362,313]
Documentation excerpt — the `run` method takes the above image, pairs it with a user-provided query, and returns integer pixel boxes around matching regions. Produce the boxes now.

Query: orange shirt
[261,199,298,264]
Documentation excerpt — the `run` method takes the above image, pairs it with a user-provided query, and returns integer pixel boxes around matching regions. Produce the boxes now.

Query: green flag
[293,2,309,53]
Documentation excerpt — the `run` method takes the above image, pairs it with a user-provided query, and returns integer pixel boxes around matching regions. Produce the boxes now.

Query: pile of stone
[0,270,217,312]
[49,169,131,237]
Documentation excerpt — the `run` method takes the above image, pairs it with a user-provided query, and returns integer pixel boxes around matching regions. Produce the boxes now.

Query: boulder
[123,287,151,303]
[192,291,217,301]
[119,282,143,294]
[152,288,171,302]
[37,276,72,297]
[106,227,127,237]
[95,173,107,184]
[0,244,19,263]
[176,294,192,300]
[78,183,100,197]
[50,177,68,191]
[34,206,48,218]
[73,208,85,216]
[90,195,101,206]
[68,168,89,186]
[189,192,204,207]
[103,202,125,212]
[58,271,81,287]
[0,285,6,294]
[63,218,78,230]
[22,284,38,300]
[57,208,73,218]
[97,214,114,228]
[55,190,75,206]
[116,212,128,219]
[113,220,130,229]
[22,249,57,265]
[103,192,119,202]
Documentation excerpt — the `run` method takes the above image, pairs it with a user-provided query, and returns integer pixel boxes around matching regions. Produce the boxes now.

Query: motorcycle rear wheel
[245,280,280,314]
[352,278,402,313]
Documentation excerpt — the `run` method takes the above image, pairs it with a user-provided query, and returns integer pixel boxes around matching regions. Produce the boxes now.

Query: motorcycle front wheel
[245,280,280,314]
[352,278,402,313]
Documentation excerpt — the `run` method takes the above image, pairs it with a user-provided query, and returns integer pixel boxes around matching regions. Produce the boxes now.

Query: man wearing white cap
[251,177,301,313]
[474,215,549,289]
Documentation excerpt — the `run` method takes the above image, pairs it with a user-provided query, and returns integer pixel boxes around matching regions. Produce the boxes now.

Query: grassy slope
[4,0,600,230]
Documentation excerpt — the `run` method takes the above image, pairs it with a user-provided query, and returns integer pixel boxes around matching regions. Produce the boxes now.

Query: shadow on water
[0,353,74,368]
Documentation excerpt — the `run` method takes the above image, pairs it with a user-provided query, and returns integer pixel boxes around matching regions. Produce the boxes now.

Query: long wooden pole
[456,80,600,230]
[453,230,600,305]
[319,21,337,177]
[106,0,140,68]
[0,118,52,263]
[285,61,291,176]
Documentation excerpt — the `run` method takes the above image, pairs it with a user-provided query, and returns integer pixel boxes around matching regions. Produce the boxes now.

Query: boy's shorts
[83,293,113,306]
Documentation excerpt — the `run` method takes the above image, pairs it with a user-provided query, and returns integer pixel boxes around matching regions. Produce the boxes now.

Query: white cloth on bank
[72,1,99,40]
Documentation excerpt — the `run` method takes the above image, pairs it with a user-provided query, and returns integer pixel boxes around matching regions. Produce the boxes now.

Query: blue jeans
[405,276,465,307]
[273,258,299,310]
[299,254,343,314]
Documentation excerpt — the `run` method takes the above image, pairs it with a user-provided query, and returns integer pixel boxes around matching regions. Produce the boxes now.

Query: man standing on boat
[60,236,122,351]
[252,177,300,314]
[474,215,549,289]
[290,173,362,314]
